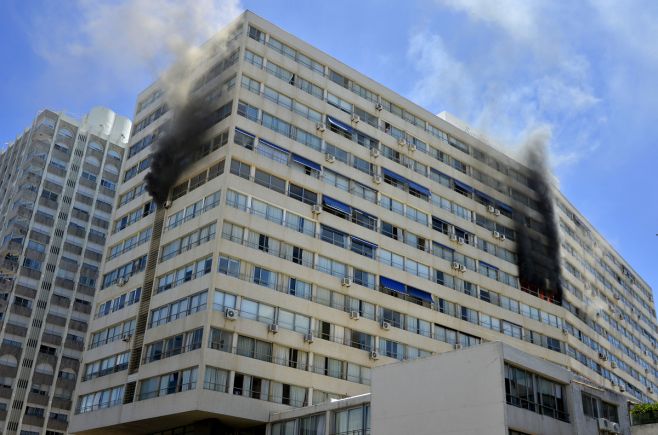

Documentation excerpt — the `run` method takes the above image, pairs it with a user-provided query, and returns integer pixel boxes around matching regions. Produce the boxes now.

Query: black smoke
[145,94,213,206]
[512,142,563,304]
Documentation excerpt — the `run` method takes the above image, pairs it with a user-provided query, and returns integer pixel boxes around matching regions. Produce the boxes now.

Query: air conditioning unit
[610,361,617,369]
[268,324,279,334]
[457,237,465,245]
[304,332,314,343]
[454,343,462,350]
[117,277,127,287]
[164,200,172,209]
[617,312,624,320]
[325,153,336,163]
[311,204,322,215]
[369,351,379,360]
[613,293,621,300]
[370,147,380,158]
[408,143,416,152]
[350,311,360,320]
[351,114,360,124]
[372,175,382,184]
[121,333,132,342]
[493,231,501,239]
[397,138,407,147]
[500,234,506,242]
[648,386,654,393]
[494,209,501,216]
[619,385,626,392]
[341,277,352,287]
[595,310,602,317]
[316,123,326,132]
[380,321,391,331]
[458,264,466,273]
[224,308,237,320]
[598,352,608,360]
[487,205,495,213]
[561,328,568,335]
[375,103,383,111]
[449,234,458,242]
[597,418,611,431]
[451,261,461,270]
[610,422,620,433]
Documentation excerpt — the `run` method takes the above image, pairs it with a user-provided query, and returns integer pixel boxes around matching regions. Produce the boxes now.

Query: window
[505,364,568,422]
[138,367,198,400]
[230,159,251,179]
[581,392,598,418]
[288,183,317,205]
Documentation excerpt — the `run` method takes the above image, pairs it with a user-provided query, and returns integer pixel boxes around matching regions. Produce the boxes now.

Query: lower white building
[267,342,632,435]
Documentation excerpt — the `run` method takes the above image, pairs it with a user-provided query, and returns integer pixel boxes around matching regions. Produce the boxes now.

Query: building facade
[268,342,632,435]
[70,11,656,434]
[0,107,130,434]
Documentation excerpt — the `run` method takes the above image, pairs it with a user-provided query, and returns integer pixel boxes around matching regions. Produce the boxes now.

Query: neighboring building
[0,107,130,434]
[70,11,656,435]
[268,342,632,435]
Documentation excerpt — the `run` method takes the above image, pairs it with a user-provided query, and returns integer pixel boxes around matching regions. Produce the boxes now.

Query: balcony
[47,418,68,431]
[0,255,19,274]
[27,391,50,406]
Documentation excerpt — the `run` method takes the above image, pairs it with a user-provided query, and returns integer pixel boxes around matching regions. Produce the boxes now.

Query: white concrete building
[268,342,632,435]
[0,107,130,434]
[70,11,656,435]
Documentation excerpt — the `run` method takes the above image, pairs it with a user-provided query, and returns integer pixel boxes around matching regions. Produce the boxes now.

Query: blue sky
[1,0,657,300]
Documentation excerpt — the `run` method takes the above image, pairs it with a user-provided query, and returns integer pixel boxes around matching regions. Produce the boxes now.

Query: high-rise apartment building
[0,107,130,434]
[70,11,657,434]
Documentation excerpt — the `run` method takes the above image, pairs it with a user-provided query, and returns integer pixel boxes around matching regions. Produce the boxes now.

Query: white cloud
[28,0,243,100]
[439,0,544,44]
[408,0,604,170]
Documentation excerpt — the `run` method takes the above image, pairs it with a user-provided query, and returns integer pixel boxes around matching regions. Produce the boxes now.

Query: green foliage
[631,403,658,425]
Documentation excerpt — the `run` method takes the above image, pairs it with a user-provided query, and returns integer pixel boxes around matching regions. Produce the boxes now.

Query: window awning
[382,168,430,197]
[382,168,406,184]
[353,208,376,221]
[235,127,255,138]
[407,180,431,197]
[380,276,407,294]
[322,195,351,215]
[475,190,494,205]
[453,179,474,193]
[292,153,321,171]
[407,286,434,303]
[497,202,513,213]
[479,261,498,270]
[326,116,353,134]
[351,236,377,249]
[259,138,288,154]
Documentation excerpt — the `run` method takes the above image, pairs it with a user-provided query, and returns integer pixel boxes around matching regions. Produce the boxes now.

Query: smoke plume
[512,128,563,303]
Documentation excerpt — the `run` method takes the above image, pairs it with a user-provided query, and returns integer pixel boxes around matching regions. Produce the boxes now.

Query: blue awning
[322,195,351,214]
[479,261,498,270]
[350,236,377,249]
[235,127,255,138]
[353,207,376,221]
[497,202,513,213]
[381,168,405,184]
[475,190,495,205]
[407,180,431,197]
[292,154,321,171]
[326,116,353,133]
[380,276,407,294]
[259,138,288,154]
[453,179,474,193]
[382,168,430,197]
[407,286,434,303]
